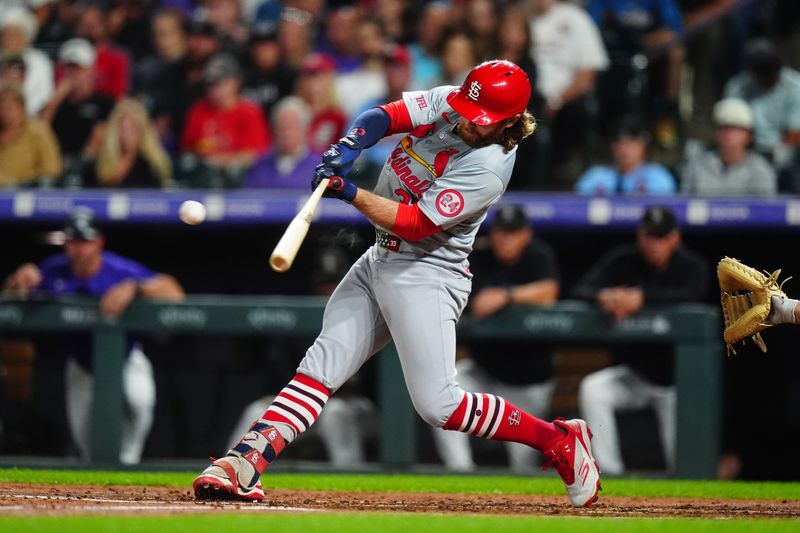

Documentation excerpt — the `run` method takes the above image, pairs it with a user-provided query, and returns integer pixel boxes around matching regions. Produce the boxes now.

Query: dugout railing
[0,296,722,479]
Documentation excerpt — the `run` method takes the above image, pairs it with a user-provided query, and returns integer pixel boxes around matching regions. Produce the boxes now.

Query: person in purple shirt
[3,208,184,464]
[243,96,320,189]
[575,117,676,195]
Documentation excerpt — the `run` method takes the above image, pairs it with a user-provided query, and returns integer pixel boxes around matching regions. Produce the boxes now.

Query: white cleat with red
[193,456,265,502]
[543,418,602,507]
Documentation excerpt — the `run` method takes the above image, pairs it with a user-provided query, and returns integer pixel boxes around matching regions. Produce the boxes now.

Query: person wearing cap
[41,37,114,167]
[2,208,184,464]
[0,6,54,116]
[575,116,677,195]
[0,82,61,186]
[723,38,800,167]
[432,203,561,473]
[180,52,270,181]
[572,205,708,476]
[681,98,777,196]
[297,52,348,154]
[195,60,603,509]
[241,26,297,120]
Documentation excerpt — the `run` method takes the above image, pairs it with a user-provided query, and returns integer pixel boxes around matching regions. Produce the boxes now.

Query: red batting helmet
[446,60,531,125]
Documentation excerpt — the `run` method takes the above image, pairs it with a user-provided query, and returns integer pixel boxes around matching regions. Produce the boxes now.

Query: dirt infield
[0,482,798,518]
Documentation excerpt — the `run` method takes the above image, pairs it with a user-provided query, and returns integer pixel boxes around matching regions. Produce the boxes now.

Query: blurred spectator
[204,0,250,56]
[435,27,477,87]
[277,5,314,68]
[0,7,54,116]
[146,18,221,154]
[108,0,155,62]
[132,9,188,94]
[572,206,708,476]
[408,1,448,90]
[432,204,560,473]
[243,96,317,189]
[92,98,173,188]
[75,3,131,99]
[2,208,185,464]
[297,52,347,154]
[464,0,499,62]
[0,52,25,86]
[317,4,362,74]
[497,2,543,190]
[41,38,114,170]
[678,0,740,141]
[351,43,412,186]
[575,116,676,195]
[0,83,61,187]
[180,53,270,185]
[587,0,686,150]
[241,26,297,120]
[529,0,610,188]
[334,17,388,120]
[723,38,800,171]
[681,98,776,196]
[32,0,78,57]
[374,0,414,44]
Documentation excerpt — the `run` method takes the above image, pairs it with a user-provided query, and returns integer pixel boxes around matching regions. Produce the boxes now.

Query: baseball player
[193,60,601,507]
[3,208,185,463]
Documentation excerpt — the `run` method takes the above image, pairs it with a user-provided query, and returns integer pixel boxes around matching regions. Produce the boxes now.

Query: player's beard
[455,121,503,149]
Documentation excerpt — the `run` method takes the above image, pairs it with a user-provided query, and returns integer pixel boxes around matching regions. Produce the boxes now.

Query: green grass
[1,468,799,500]
[1,469,798,531]
[0,515,798,533]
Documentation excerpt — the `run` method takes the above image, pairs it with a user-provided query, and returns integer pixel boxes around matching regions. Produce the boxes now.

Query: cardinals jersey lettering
[372,86,518,272]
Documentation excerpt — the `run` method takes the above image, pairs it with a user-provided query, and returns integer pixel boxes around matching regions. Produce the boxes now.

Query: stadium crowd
[0,0,798,193]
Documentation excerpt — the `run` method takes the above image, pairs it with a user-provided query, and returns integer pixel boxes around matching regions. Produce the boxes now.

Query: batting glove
[312,164,358,203]
[321,135,362,177]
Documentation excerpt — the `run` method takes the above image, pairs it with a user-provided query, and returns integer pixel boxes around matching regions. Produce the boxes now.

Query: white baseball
[179,200,207,225]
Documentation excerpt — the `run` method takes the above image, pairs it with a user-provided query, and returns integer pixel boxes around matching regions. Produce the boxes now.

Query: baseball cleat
[543,418,601,508]
[193,456,265,502]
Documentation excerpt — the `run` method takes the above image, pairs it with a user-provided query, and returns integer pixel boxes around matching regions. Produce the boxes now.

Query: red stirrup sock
[262,373,330,441]
[442,392,566,452]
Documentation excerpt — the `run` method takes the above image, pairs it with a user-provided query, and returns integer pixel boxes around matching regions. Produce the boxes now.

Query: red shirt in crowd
[181,98,272,157]
[94,43,130,99]
[308,108,348,154]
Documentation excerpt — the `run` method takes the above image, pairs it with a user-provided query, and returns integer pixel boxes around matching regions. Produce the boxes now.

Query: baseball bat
[269,178,329,273]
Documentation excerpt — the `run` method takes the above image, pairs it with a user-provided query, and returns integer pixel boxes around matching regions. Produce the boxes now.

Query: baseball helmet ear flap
[446,60,531,126]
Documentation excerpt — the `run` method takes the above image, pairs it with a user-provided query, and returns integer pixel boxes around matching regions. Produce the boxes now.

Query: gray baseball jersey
[299,85,520,426]
[372,86,518,274]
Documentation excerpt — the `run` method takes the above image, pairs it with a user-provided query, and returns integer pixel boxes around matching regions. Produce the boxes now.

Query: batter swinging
[193,60,601,507]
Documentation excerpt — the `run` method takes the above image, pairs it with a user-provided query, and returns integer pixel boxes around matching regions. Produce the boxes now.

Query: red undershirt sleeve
[378,100,414,135]
[391,203,442,242]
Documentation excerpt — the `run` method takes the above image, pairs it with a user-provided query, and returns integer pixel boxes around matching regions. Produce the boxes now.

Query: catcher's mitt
[717,256,791,355]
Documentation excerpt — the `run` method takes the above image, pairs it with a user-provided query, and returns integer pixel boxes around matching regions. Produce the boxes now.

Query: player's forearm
[510,279,560,306]
[139,275,185,301]
[350,189,400,231]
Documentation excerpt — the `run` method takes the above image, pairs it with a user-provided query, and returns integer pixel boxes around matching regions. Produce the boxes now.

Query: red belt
[376,231,401,252]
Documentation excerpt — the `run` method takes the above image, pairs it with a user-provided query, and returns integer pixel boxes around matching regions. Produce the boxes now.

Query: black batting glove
[312,164,358,203]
